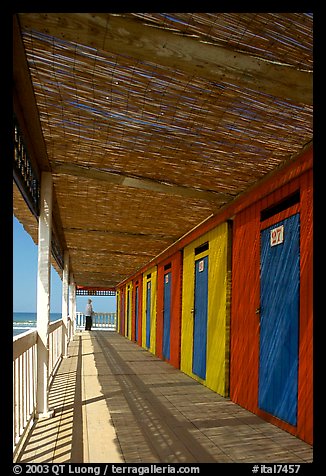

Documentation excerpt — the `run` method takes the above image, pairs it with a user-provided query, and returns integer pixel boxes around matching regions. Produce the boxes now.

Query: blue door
[135,285,139,342]
[258,213,300,426]
[193,255,209,379]
[146,280,151,348]
[163,272,172,360]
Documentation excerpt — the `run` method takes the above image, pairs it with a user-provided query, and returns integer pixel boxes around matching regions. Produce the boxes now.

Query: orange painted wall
[156,251,182,369]
[297,168,313,445]
[230,150,313,444]
[230,202,260,409]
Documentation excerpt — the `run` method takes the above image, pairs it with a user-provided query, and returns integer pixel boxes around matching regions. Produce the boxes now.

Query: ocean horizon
[13,311,63,337]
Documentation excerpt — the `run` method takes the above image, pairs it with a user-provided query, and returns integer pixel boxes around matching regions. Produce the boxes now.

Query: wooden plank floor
[16,331,313,464]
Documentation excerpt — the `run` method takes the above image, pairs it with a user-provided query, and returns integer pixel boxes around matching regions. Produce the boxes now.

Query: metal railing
[75,312,117,330]
[13,316,75,457]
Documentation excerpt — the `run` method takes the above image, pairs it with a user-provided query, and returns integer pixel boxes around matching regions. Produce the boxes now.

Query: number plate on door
[270,225,284,247]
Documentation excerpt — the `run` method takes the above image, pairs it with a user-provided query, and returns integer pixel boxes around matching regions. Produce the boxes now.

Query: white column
[36,172,54,418]
[61,250,69,356]
[69,276,76,334]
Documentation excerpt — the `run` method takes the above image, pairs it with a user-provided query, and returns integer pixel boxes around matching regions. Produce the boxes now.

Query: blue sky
[13,216,117,314]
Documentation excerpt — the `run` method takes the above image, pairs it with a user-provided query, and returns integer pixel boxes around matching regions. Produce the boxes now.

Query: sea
[13,312,62,338]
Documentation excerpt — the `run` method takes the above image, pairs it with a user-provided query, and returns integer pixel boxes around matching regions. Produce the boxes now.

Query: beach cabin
[116,288,125,337]
[155,251,183,369]
[180,222,231,396]
[230,147,313,444]
[131,275,143,345]
[142,266,158,355]
[125,281,133,339]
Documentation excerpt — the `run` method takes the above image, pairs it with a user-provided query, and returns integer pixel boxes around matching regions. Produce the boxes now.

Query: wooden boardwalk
[16,331,313,464]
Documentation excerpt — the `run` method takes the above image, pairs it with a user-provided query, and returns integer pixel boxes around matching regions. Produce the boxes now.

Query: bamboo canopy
[13,13,313,288]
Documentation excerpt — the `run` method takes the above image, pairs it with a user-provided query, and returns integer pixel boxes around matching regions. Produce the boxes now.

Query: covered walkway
[13,13,314,455]
[16,331,313,464]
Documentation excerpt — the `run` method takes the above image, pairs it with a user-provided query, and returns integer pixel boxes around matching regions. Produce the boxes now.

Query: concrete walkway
[17,331,313,464]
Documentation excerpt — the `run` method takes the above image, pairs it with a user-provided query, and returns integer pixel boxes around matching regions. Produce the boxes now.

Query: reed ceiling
[13,12,313,287]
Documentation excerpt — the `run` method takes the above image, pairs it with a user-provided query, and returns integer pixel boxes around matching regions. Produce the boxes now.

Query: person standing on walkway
[85,298,94,330]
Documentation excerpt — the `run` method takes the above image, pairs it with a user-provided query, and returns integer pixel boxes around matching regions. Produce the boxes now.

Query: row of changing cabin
[116,147,313,445]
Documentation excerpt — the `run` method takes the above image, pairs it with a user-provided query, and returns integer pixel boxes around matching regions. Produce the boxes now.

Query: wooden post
[62,250,69,357]
[36,172,54,418]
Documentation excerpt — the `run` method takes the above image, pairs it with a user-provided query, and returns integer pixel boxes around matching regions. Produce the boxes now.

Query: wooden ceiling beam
[63,226,175,241]
[53,162,231,203]
[18,13,312,105]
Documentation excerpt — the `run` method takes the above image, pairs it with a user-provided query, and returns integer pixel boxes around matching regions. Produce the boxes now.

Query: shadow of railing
[17,330,313,464]
[16,337,84,463]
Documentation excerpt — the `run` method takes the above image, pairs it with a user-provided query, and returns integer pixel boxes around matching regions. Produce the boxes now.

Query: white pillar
[36,172,54,418]
[62,250,69,357]
[69,276,76,334]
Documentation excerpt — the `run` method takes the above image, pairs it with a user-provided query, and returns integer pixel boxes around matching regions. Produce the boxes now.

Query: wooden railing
[13,313,115,456]
[75,312,117,330]
[48,319,62,384]
[13,329,37,455]
[13,316,75,457]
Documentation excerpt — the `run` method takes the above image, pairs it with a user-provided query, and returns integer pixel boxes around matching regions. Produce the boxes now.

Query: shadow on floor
[17,338,84,463]
[16,331,313,464]
[92,332,313,464]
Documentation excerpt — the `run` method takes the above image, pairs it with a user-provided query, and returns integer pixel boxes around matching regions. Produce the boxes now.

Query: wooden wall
[156,251,183,369]
[230,156,313,444]
[141,266,157,355]
[181,222,231,396]
[131,275,143,345]
[125,281,133,339]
